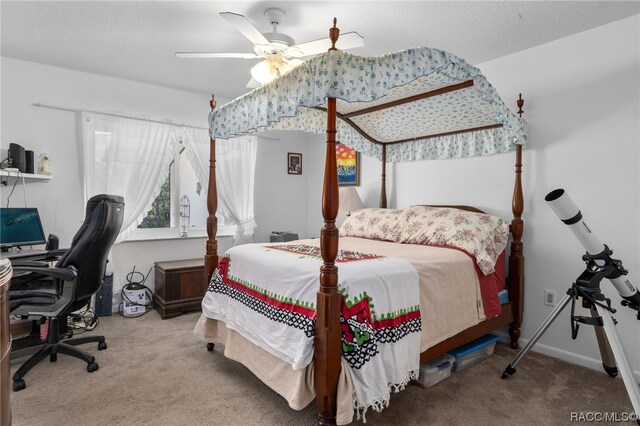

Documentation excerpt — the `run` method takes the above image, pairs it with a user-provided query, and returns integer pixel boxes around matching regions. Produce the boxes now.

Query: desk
[154,259,206,319]
[1,258,13,426]
[3,248,67,263]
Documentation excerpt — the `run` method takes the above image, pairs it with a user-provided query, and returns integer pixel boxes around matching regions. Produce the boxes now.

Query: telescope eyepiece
[545,188,565,202]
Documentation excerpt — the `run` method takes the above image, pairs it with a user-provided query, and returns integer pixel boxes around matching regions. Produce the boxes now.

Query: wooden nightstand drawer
[154,258,206,319]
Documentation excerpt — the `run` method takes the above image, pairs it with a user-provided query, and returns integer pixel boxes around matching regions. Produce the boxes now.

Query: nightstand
[153,258,206,319]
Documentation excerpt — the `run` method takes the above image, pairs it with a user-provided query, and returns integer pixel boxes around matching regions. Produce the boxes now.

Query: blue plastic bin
[448,334,499,372]
[498,288,509,305]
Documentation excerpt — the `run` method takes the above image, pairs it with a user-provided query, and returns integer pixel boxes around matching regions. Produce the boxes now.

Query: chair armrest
[9,260,50,268]
[10,267,78,318]
[13,266,78,281]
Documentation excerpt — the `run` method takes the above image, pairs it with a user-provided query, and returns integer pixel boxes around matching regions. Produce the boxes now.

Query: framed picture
[336,143,360,186]
[288,152,302,175]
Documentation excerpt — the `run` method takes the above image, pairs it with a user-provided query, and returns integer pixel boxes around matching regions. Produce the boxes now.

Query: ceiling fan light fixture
[250,57,304,85]
[250,60,278,84]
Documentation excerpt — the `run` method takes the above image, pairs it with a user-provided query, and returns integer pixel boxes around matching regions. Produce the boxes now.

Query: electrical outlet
[544,290,557,306]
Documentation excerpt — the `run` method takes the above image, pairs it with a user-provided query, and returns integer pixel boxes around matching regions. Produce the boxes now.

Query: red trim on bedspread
[373,310,422,329]
[218,258,317,318]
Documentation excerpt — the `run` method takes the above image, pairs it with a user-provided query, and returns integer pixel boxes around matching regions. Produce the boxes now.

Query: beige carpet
[9,310,633,426]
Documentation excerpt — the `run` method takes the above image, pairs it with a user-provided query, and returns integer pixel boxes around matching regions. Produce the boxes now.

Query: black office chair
[9,194,124,391]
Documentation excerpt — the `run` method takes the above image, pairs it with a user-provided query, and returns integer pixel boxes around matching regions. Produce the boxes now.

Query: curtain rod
[32,101,281,141]
[32,102,209,131]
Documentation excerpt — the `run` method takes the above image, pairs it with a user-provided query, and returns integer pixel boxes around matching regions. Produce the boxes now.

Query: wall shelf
[0,170,52,181]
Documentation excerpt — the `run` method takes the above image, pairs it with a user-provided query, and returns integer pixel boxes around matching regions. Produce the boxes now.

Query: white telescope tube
[545,189,603,255]
[545,189,640,302]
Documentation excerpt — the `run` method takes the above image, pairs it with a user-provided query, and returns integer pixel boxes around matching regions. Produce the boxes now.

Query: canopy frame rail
[383,123,504,145]
[341,79,474,119]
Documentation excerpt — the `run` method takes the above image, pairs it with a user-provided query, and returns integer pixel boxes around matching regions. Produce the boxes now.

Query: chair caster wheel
[98,341,107,350]
[50,353,57,362]
[87,362,99,373]
[206,343,215,352]
[13,379,26,392]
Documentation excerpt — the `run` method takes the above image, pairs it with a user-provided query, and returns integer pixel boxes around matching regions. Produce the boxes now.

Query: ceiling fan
[176,8,365,88]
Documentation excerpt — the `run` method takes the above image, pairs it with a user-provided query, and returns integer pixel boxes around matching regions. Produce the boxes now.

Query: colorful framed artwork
[336,143,359,186]
[288,152,302,175]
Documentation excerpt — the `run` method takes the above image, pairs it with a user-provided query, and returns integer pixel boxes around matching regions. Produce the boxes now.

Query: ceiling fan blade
[287,31,365,57]
[220,12,272,48]
[337,32,366,50]
[175,52,261,59]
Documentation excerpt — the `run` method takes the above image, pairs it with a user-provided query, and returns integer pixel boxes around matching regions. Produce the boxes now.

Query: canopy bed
[198,19,527,426]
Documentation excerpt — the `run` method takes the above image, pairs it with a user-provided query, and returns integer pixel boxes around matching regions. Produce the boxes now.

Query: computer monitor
[0,208,46,250]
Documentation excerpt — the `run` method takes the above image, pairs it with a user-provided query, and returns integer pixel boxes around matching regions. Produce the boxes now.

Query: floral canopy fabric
[209,47,527,162]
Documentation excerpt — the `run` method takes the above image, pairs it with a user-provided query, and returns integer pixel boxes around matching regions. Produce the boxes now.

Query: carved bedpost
[315,18,341,426]
[508,94,525,349]
[315,96,341,426]
[205,95,219,283]
[380,144,387,208]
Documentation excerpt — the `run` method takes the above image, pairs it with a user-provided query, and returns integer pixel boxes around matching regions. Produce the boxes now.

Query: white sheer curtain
[182,128,210,191]
[183,129,257,245]
[217,136,257,244]
[81,112,176,242]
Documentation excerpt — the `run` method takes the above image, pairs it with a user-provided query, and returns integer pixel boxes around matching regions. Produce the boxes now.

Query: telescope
[545,188,640,309]
[502,188,640,418]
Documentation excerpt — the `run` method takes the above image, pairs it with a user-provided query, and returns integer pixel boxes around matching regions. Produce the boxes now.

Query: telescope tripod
[502,251,640,418]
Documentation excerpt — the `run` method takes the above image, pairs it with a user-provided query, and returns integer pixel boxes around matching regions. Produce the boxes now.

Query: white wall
[253,130,323,243]
[351,15,640,372]
[306,135,328,237]
[0,57,234,304]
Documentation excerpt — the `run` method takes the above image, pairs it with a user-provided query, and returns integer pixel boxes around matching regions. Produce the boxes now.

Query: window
[131,145,227,239]
[83,115,239,242]
[177,149,209,229]
[138,173,171,229]
[84,114,177,242]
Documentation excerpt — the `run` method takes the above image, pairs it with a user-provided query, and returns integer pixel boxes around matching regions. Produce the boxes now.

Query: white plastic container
[39,153,51,175]
[449,334,499,373]
[414,353,455,388]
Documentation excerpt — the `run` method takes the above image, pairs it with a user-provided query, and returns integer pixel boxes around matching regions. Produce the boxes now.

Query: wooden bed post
[379,144,387,208]
[508,94,525,349]
[315,18,342,426]
[205,95,219,283]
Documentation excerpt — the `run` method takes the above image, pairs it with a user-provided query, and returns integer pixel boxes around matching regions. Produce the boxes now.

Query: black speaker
[8,143,26,172]
[45,234,59,250]
[25,150,34,174]
[95,274,113,317]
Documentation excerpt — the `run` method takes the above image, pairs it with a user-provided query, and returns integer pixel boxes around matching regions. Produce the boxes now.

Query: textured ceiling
[2,1,639,100]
